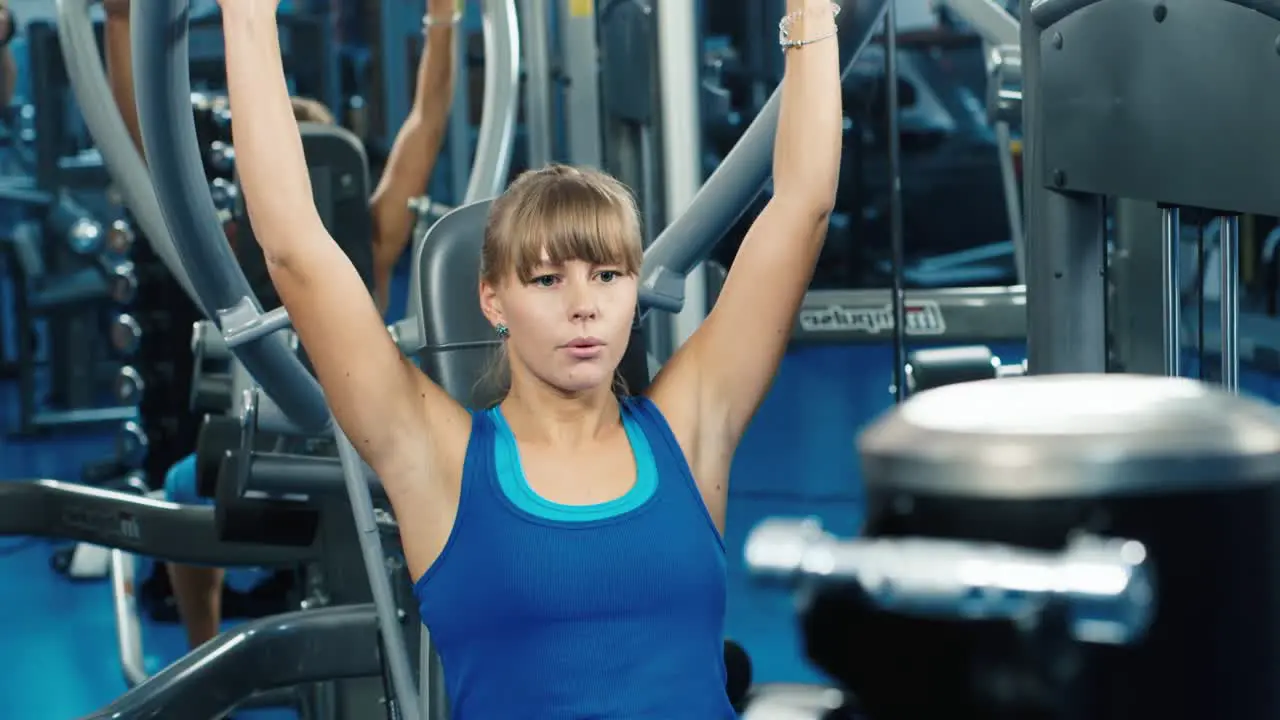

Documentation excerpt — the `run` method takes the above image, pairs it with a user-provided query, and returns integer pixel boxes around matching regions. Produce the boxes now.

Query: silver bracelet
[422,11,463,32]
[778,3,841,50]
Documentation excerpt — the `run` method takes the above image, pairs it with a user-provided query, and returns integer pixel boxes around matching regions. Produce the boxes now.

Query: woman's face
[481,258,637,395]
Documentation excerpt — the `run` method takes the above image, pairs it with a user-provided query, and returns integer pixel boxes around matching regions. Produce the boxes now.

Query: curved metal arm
[466,0,520,202]
[83,605,381,720]
[1228,0,1280,22]
[110,550,148,688]
[131,0,331,434]
[638,0,889,315]
[54,0,205,314]
[0,479,319,566]
[746,518,1154,646]
[936,0,1019,46]
[404,0,519,338]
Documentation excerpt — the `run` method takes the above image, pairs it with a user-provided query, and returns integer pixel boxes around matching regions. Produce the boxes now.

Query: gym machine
[903,344,1025,393]
[0,474,395,717]
[114,2,880,720]
[743,373,1280,719]
[1020,0,1271,385]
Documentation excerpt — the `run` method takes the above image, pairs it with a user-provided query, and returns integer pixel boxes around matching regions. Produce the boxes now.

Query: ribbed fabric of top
[413,395,735,719]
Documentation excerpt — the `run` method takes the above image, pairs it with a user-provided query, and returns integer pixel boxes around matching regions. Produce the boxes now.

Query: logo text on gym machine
[61,505,143,545]
[797,300,947,335]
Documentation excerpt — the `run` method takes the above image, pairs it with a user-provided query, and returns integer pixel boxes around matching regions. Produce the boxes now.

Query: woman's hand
[215,0,284,10]
[426,0,461,20]
[102,0,129,17]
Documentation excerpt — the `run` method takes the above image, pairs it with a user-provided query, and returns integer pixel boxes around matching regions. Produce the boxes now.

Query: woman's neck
[500,382,621,448]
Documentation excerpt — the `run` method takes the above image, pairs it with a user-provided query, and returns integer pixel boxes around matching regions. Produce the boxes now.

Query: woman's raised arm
[651,0,843,519]
[219,0,467,482]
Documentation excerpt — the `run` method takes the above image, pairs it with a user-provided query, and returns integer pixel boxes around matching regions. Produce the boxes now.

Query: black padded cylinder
[906,345,997,393]
[191,373,234,414]
[195,414,243,498]
[214,452,319,547]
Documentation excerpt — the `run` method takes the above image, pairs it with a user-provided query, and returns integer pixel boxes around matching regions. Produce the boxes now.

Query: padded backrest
[231,123,373,313]
[299,122,373,290]
[415,199,502,409]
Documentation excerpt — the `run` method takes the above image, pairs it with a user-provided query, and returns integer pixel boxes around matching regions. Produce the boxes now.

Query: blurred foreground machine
[746,373,1280,720]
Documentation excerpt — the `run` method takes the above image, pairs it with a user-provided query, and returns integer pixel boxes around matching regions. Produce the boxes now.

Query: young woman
[221,0,841,715]
[103,0,458,650]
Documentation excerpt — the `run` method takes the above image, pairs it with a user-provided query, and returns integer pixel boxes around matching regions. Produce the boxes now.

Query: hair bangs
[503,175,641,283]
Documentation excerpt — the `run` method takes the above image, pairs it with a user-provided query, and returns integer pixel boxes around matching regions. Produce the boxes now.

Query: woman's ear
[479,279,505,328]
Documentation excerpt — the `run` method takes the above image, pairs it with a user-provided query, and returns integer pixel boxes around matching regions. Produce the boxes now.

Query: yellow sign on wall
[569,0,594,17]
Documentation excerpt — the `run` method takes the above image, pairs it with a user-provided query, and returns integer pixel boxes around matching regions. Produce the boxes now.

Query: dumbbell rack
[0,22,145,437]
[111,95,245,487]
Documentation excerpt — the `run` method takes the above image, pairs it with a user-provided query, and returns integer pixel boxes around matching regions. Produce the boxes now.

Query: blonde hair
[290,96,336,126]
[478,164,644,399]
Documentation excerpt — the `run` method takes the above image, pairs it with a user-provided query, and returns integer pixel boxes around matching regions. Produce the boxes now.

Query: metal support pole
[885,0,906,402]
[559,0,604,167]
[519,0,553,167]
[655,0,706,348]
[1219,215,1239,392]
[1160,206,1181,377]
[1019,0,1107,374]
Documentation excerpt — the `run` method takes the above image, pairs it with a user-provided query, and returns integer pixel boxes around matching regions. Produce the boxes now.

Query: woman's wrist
[220,0,278,29]
[779,2,839,48]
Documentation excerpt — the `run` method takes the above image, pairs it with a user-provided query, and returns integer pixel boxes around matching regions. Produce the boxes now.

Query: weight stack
[129,216,202,490]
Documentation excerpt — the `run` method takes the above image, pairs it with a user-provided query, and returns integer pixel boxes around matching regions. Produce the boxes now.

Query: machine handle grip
[746,517,1154,645]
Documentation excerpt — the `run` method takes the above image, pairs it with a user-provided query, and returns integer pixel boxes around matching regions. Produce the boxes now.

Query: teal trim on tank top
[488,402,659,522]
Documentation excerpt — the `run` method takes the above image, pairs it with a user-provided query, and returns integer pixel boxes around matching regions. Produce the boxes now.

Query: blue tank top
[413,396,734,719]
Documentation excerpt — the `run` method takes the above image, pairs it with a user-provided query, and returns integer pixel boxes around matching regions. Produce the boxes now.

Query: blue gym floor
[0,257,1022,717]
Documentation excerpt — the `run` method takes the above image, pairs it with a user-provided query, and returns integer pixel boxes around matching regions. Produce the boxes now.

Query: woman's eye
[597,270,620,283]
[532,275,558,288]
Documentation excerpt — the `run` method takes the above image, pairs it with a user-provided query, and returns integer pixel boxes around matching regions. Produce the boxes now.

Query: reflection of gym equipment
[820,29,1019,291]
[748,375,1280,719]
[934,0,1023,278]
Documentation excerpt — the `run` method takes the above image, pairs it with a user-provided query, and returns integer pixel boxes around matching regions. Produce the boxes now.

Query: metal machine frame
[1019,0,1274,387]
[0,475,405,717]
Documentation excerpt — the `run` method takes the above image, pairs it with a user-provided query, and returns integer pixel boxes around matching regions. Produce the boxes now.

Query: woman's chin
[554,366,615,394]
